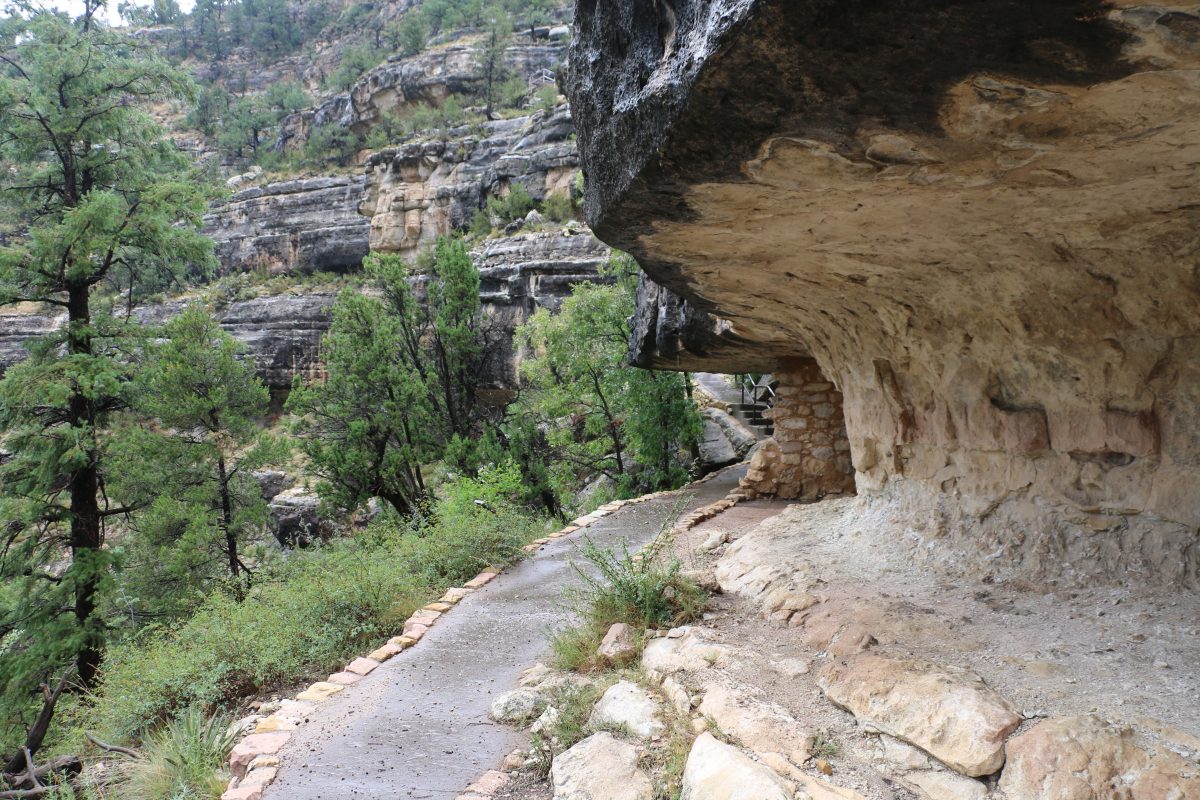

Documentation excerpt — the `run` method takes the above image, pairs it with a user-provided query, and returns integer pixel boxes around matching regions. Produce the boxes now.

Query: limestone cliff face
[570,0,1200,587]
[278,42,566,149]
[202,176,371,275]
[360,107,578,256]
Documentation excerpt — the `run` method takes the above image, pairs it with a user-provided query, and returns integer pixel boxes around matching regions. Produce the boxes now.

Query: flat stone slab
[368,642,404,662]
[327,671,363,686]
[817,654,1021,776]
[464,572,498,588]
[230,732,292,778]
[295,682,345,703]
[345,657,380,676]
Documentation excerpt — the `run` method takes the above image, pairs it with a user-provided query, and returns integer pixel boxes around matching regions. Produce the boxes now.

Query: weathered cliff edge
[570,0,1200,587]
[203,176,371,276]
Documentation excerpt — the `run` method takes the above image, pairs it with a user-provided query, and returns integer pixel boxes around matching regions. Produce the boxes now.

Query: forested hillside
[0,2,714,797]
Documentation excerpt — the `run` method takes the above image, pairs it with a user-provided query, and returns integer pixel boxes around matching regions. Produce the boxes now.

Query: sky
[39,0,196,25]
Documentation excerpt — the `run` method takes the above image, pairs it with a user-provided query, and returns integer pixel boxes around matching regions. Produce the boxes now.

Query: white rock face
[903,770,989,800]
[489,687,543,724]
[531,705,560,736]
[817,654,1021,776]
[642,627,730,674]
[681,732,792,800]
[698,684,811,766]
[551,732,654,800]
[588,680,665,739]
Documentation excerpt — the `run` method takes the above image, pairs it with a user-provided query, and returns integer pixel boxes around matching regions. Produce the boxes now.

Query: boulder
[596,623,638,665]
[641,627,730,675]
[902,770,988,800]
[551,732,653,800]
[268,488,329,547]
[587,680,665,739]
[681,732,792,800]
[698,684,811,766]
[489,687,544,724]
[817,654,1021,776]
[999,715,1200,800]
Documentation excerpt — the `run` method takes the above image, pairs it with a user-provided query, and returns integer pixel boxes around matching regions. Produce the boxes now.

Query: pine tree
[288,239,489,516]
[111,307,283,609]
[0,1,213,759]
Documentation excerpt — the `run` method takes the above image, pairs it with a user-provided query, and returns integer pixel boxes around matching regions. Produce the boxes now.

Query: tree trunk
[65,284,102,689]
[216,453,239,581]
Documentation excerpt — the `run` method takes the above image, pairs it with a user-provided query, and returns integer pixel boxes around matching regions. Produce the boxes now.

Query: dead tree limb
[3,668,75,775]
[83,733,139,759]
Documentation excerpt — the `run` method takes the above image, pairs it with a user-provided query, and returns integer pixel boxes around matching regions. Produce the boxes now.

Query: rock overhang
[570,0,1200,587]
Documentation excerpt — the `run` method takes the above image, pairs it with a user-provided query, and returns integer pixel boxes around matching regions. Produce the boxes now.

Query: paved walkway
[264,468,745,800]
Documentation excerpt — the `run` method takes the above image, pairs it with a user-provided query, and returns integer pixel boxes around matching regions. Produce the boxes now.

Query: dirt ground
[661,496,1200,797]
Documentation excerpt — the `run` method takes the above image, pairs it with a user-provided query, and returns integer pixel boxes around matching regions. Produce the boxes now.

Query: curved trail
[264,468,745,800]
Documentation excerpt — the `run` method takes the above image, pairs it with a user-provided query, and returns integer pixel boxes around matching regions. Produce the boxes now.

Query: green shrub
[112,707,233,800]
[77,491,543,744]
[541,191,574,223]
[486,182,534,225]
[469,208,493,238]
[550,533,705,672]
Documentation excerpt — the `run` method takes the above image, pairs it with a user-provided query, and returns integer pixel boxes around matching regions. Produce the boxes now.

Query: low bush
[550,530,705,672]
[72,478,545,746]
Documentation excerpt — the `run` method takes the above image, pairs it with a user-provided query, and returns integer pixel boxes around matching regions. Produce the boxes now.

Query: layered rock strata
[570,0,1200,587]
[278,42,566,148]
[360,106,578,256]
[202,176,371,276]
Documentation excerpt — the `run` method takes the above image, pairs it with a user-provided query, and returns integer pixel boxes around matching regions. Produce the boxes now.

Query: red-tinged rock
[327,671,363,685]
[465,769,510,794]
[345,657,380,676]
[229,732,291,779]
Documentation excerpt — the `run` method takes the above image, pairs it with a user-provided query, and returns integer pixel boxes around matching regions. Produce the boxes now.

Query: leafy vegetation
[76,465,540,745]
[287,239,490,517]
[0,4,700,798]
[109,707,234,800]
[0,1,214,768]
[550,522,706,672]
[517,256,704,497]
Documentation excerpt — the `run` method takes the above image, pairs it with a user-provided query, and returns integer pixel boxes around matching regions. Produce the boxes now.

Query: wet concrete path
[264,468,744,800]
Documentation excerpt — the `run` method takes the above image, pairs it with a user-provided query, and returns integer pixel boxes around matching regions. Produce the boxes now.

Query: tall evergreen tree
[112,307,282,609]
[288,239,489,517]
[0,0,212,757]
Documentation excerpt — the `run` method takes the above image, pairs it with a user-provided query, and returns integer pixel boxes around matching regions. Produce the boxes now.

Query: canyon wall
[570,0,1200,588]
[360,106,578,255]
[203,176,371,276]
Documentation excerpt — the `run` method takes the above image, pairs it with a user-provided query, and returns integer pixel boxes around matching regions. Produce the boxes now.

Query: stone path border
[448,470,755,800]
[219,463,748,800]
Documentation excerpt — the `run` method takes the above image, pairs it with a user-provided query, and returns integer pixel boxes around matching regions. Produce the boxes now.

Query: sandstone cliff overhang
[569,0,1200,587]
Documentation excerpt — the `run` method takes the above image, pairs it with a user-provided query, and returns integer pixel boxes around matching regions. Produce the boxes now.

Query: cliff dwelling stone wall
[740,359,856,502]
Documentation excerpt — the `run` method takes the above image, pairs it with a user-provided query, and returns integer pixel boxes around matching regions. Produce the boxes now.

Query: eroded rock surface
[550,732,653,800]
[361,107,580,256]
[569,0,1200,587]
[587,680,665,739]
[999,715,1200,800]
[202,176,370,276]
[817,654,1021,776]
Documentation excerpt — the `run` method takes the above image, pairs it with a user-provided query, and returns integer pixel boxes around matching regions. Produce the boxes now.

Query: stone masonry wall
[740,359,855,501]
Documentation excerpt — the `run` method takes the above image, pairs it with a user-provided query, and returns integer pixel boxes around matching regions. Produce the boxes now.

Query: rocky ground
[485,496,1200,800]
